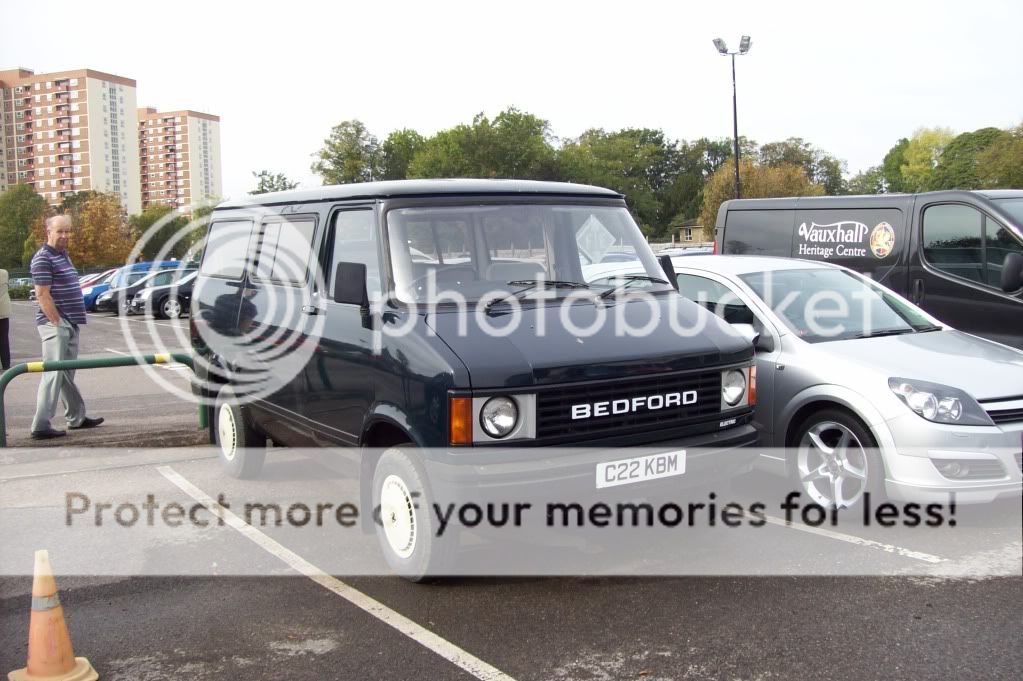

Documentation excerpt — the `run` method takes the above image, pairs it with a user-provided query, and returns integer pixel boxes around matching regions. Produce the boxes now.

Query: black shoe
[31,427,67,440]
[70,416,105,430]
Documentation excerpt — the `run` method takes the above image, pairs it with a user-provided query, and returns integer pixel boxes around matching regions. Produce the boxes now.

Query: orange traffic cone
[8,550,98,681]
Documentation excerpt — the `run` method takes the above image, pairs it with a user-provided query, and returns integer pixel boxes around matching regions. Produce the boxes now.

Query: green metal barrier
[0,352,202,447]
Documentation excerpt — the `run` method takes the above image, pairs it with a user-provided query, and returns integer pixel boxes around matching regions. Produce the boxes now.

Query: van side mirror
[657,255,679,291]
[731,322,774,353]
[333,262,368,307]
[1001,252,1023,293]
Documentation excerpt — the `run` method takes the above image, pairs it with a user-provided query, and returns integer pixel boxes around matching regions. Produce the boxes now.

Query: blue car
[81,261,180,311]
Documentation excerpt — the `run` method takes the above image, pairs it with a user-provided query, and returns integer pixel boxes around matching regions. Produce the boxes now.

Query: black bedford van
[192,179,758,576]
[715,190,1023,349]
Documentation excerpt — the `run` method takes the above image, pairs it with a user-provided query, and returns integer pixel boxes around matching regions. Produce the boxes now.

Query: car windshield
[740,268,937,343]
[386,204,668,304]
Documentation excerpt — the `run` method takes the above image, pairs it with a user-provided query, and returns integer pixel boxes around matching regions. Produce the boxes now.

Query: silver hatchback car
[589,255,1023,507]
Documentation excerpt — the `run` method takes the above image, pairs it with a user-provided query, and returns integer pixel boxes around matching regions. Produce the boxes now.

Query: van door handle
[301,305,319,315]
[912,278,924,304]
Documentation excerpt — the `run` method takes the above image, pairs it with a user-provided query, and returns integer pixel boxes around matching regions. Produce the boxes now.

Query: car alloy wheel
[162,296,182,319]
[796,420,869,508]
[379,474,418,559]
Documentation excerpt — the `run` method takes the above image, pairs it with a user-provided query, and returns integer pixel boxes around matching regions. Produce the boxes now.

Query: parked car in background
[79,269,116,289]
[715,190,1023,349]
[130,269,198,318]
[95,266,196,314]
[590,255,1023,507]
[82,261,180,311]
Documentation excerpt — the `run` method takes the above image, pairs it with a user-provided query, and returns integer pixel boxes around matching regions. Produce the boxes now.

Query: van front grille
[535,370,725,441]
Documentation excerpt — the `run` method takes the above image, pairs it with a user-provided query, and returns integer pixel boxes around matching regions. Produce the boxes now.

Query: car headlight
[722,369,746,407]
[888,378,992,426]
[98,292,111,301]
[480,396,518,438]
[82,287,94,295]
[137,289,152,301]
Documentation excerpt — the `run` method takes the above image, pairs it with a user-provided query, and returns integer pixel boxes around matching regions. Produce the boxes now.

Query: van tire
[214,386,267,479]
[790,408,884,509]
[372,447,456,581]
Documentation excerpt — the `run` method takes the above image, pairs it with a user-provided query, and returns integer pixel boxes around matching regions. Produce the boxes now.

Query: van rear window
[723,210,794,255]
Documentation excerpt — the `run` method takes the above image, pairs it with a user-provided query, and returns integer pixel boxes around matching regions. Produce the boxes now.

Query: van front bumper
[422,424,759,504]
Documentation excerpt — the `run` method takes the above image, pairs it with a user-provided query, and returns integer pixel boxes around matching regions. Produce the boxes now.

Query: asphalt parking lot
[1,301,1021,680]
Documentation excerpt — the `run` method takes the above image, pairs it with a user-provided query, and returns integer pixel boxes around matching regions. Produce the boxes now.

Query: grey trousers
[32,321,87,432]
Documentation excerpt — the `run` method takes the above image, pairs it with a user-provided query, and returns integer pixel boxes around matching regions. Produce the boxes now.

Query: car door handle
[301,305,319,315]
[912,278,924,304]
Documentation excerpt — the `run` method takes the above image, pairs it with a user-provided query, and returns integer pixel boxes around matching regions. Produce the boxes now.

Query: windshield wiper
[485,280,591,312]
[850,328,916,339]
[599,274,669,299]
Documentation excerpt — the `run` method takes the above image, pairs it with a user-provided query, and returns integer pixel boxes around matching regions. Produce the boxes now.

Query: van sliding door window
[200,220,254,279]
[255,218,315,284]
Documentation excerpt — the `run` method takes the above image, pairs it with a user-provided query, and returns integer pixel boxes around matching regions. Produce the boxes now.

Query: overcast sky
[3,0,1021,201]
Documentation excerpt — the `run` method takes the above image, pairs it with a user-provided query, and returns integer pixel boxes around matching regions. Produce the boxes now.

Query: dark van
[715,190,1023,348]
[192,179,758,576]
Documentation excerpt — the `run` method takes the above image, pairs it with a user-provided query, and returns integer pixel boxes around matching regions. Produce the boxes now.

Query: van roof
[722,189,1023,211]
[217,179,623,209]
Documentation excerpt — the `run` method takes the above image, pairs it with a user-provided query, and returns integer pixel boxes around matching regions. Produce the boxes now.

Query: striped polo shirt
[31,244,87,326]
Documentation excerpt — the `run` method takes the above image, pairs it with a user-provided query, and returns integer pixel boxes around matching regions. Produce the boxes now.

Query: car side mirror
[657,255,679,291]
[1001,252,1023,293]
[333,262,368,307]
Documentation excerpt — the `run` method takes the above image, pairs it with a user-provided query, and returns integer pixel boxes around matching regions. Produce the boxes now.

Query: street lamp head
[713,38,729,55]
[739,35,752,54]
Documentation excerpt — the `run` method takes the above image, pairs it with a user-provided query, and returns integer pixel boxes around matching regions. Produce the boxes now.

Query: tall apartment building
[0,68,141,214]
[138,108,222,210]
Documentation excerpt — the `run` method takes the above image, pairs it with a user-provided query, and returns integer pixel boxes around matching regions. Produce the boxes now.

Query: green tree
[759,137,847,195]
[128,204,191,259]
[311,120,382,184]
[250,170,298,194]
[976,124,1023,189]
[699,160,824,229]
[380,129,425,180]
[0,184,48,269]
[900,127,955,192]
[929,127,1007,190]
[558,128,666,235]
[847,166,886,194]
[408,108,558,179]
[881,138,909,193]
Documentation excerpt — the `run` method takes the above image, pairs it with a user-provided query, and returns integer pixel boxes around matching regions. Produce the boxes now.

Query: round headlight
[937,397,962,421]
[480,397,518,438]
[722,370,746,406]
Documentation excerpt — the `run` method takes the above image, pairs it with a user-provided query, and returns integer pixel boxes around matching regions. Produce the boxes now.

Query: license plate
[596,450,686,489]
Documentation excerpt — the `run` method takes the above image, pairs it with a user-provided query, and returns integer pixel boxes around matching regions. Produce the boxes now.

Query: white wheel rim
[165,299,181,317]
[380,474,417,559]
[797,421,868,508]
[218,404,237,461]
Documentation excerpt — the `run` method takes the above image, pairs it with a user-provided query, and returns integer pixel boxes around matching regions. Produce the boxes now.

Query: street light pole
[713,36,752,200]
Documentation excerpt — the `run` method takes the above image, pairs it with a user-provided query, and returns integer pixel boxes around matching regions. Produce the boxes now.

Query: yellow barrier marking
[154,353,170,364]
[27,362,45,373]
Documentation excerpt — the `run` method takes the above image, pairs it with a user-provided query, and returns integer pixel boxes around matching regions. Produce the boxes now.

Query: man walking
[30,215,103,439]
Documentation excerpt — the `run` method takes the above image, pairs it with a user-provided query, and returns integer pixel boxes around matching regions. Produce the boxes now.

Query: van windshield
[386,204,669,304]
[740,269,938,343]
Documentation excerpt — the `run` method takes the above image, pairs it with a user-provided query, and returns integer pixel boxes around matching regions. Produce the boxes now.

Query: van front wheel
[214,386,267,479]
[372,448,455,581]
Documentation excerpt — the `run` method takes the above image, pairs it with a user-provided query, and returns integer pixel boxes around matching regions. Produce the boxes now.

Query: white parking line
[157,465,518,681]
[759,514,947,564]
